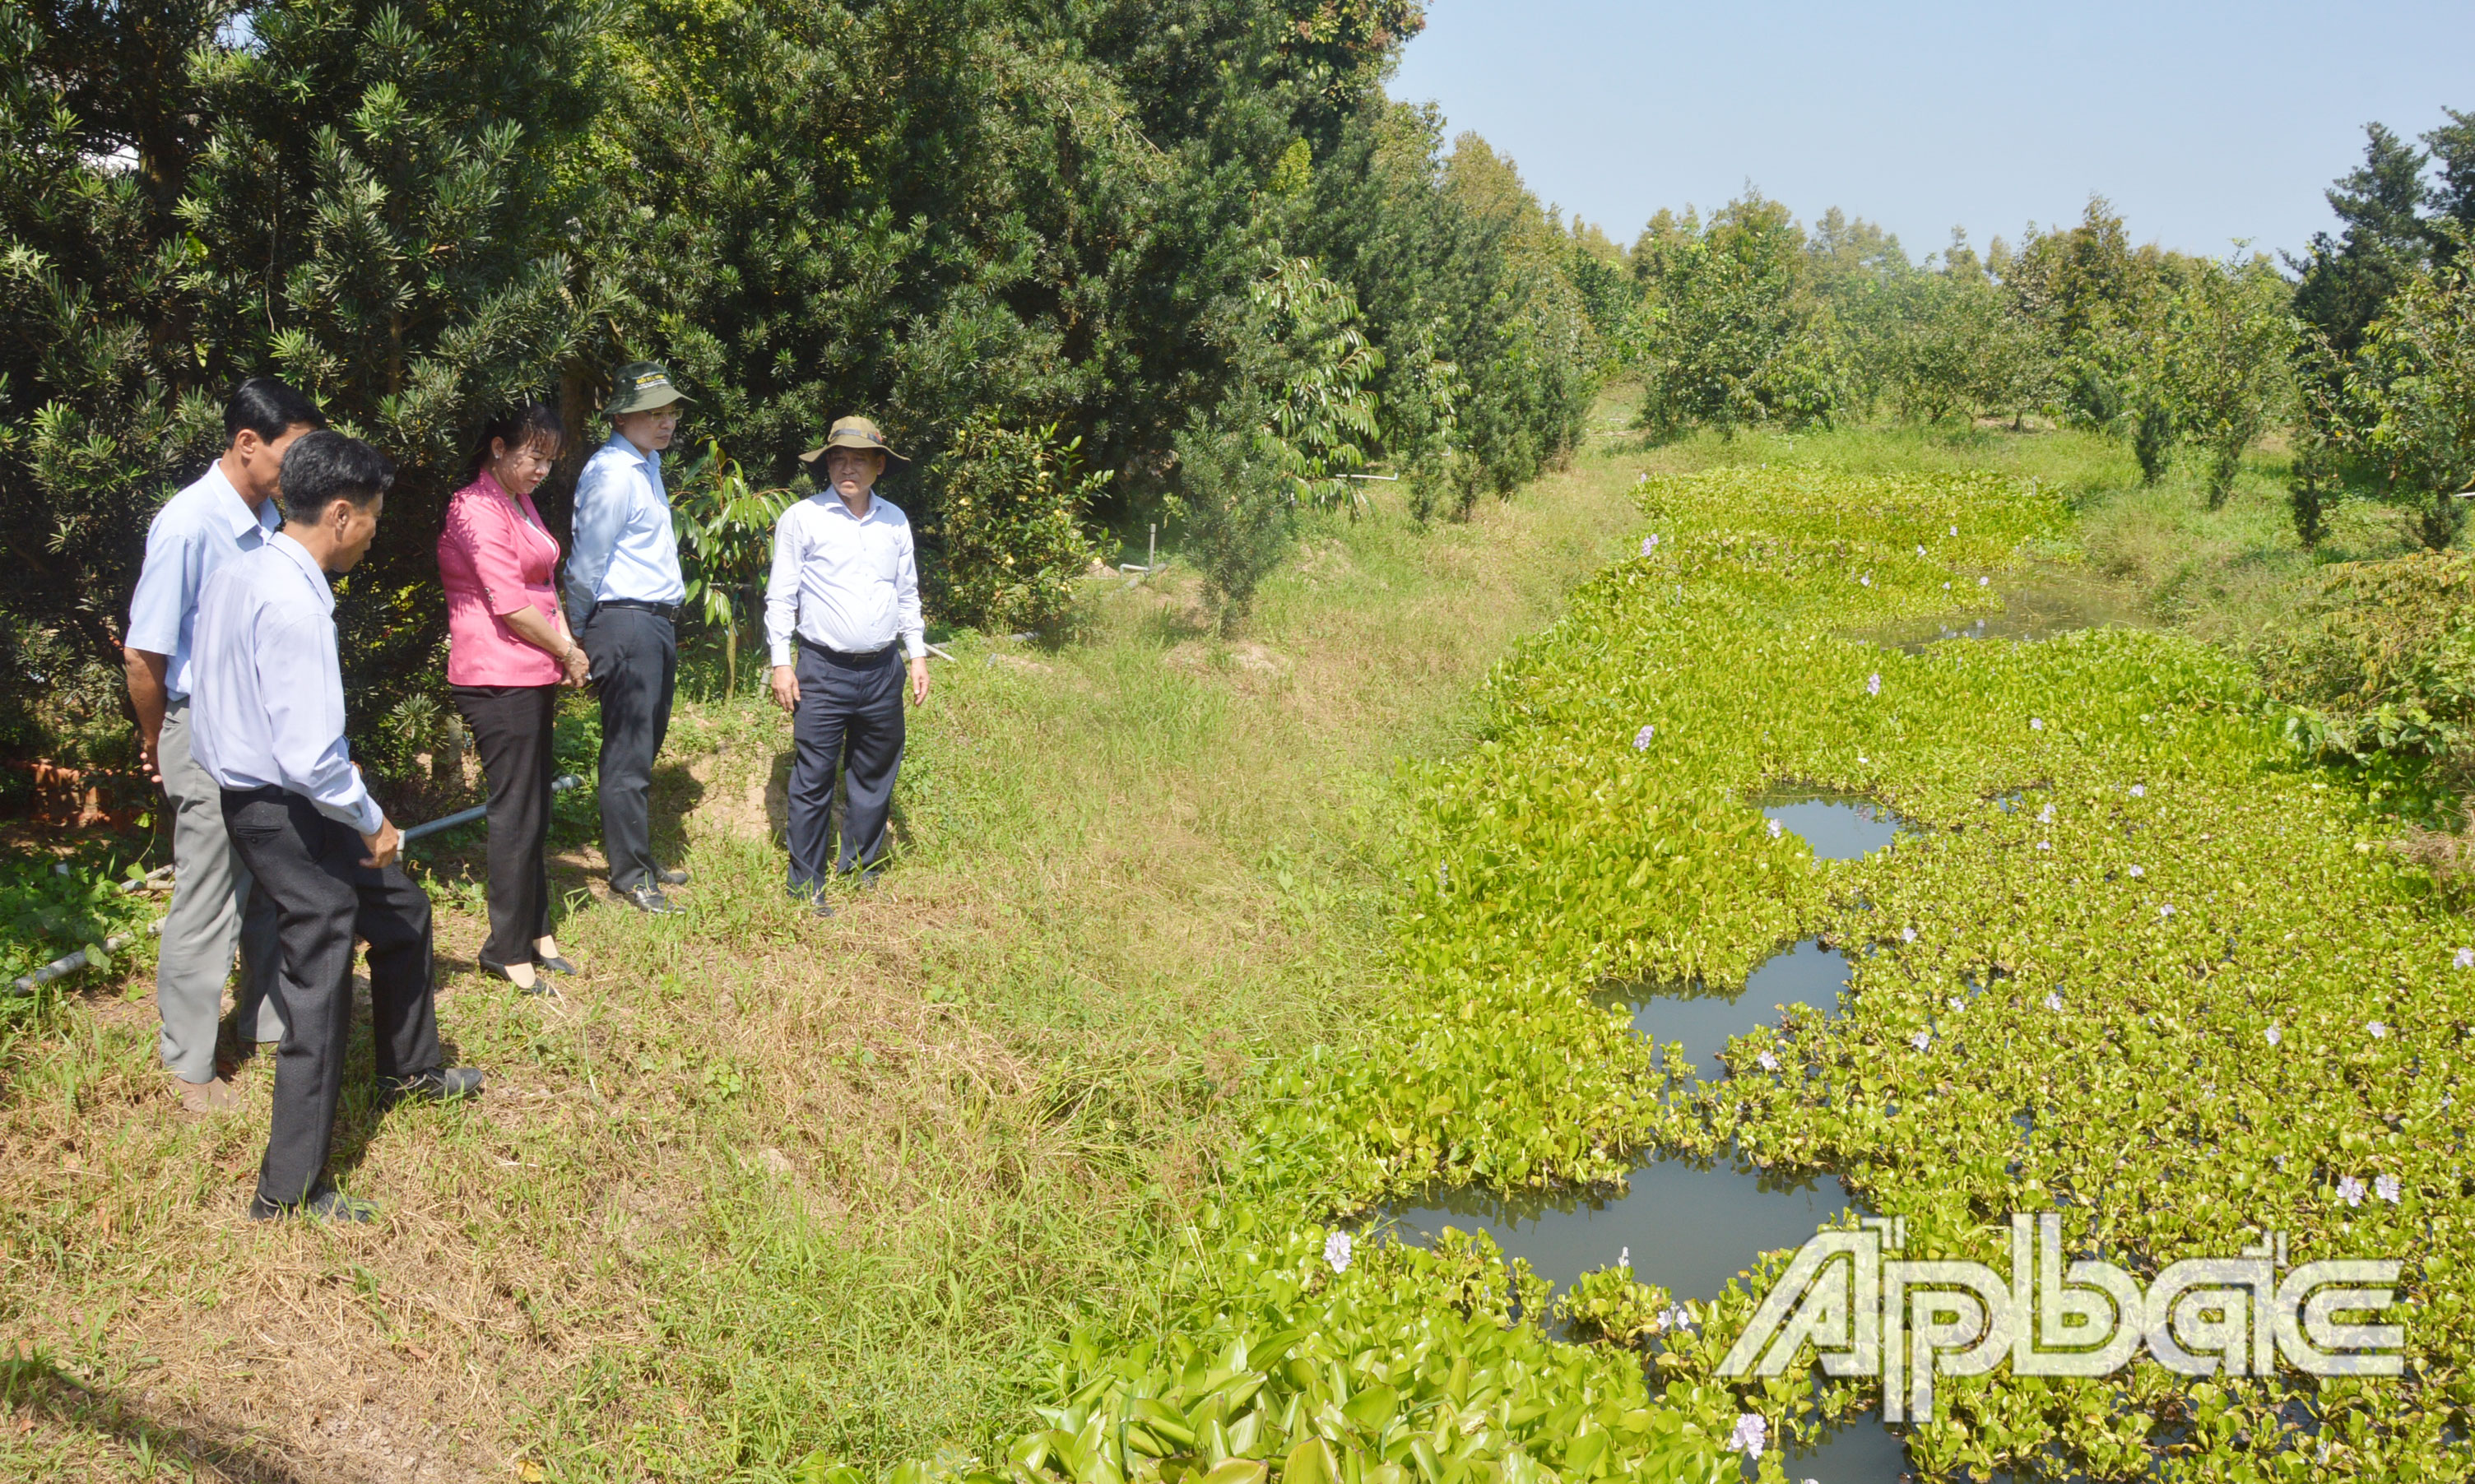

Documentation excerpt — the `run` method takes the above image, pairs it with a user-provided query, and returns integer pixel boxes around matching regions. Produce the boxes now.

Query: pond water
[1757,793,1903,860]
[1607,938,1851,1082]
[1851,582,2134,655]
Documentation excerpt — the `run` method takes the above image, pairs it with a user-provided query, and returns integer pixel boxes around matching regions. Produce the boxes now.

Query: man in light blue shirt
[569,360,694,913]
[123,377,321,1114]
[765,416,931,912]
[192,430,483,1222]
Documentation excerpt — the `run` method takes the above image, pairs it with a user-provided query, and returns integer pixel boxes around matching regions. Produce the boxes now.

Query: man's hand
[124,647,170,786]
[360,816,402,870]
[908,656,931,706]
[769,665,800,713]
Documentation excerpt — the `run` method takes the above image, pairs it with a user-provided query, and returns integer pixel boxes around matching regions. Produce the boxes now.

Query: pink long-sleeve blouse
[439,471,566,688]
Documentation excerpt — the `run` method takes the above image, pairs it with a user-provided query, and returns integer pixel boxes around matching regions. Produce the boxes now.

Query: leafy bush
[1172,410,1293,631]
[927,416,1108,638]
[0,851,149,983]
[2254,551,2475,777]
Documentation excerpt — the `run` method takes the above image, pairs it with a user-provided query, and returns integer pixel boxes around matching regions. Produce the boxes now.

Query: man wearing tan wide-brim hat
[762,415,929,915]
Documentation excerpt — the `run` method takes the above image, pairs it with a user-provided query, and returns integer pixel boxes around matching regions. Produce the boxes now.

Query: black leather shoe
[536,956,578,976]
[621,884,680,915]
[248,1185,378,1222]
[655,864,691,886]
[382,1067,485,1106]
[480,959,558,996]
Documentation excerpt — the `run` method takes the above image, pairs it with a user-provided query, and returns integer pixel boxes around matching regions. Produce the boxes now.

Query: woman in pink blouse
[439,402,590,993]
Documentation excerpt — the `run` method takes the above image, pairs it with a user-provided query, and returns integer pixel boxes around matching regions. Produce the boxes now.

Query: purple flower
[2456,947,2473,970]
[2159,904,2175,918]
[2336,1175,2366,1208]
[1767,818,1784,840]
[2375,1174,2402,1204]
[1633,724,1655,750]
[2129,865,2145,879]
[1729,1414,1768,1459]
[2036,841,2052,851]
[2129,784,2146,798]
[2029,716,2044,731]
[1901,926,1917,943]
[1915,544,1926,558]
[1324,1230,1354,1273]
[1641,534,1660,556]
[2045,993,2064,1011]
[1866,672,1882,697]
[2037,803,2054,823]
[2368,1021,2389,1039]
[2264,1025,2281,1046]
[1911,1030,1932,1051]
[1860,573,1872,587]
[1756,1050,1780,1072]
[1949,525,1959,536]
[1979,576,1990,587]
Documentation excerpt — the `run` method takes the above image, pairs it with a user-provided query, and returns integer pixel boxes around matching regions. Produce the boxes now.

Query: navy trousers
[582,605,676,893]
[786,642,904,893]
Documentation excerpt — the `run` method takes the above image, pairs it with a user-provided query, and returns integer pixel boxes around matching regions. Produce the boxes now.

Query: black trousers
[786,641,904,893]
[582,605,676,892]
[453,684,559,969]
[220,787,440,1208]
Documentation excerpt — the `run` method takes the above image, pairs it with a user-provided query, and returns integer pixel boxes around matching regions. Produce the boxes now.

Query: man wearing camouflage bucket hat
[567,361,695,915]
[762,415,930,914]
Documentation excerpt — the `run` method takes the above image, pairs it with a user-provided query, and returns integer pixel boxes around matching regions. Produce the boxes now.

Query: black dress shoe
[381,1067,485,1106]
[535,956,578,976]
[787,887,834,919]
[479,959,559,996]
[655,864,691,886]
[248,1185,378,1222]
[621,884,680,915]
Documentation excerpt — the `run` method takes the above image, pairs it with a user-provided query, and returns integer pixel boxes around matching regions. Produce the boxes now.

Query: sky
[1387,1,2475,262]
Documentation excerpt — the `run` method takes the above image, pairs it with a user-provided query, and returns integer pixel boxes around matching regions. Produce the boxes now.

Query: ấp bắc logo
[1718,1214,2403,1423]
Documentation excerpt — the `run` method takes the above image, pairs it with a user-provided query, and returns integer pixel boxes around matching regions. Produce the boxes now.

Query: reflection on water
[1758,793,1903,860]
[1854,582,2134,654]
[1609,939,1850,1082]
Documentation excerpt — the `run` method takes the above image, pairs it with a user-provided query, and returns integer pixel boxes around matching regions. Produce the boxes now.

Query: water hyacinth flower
[2129,784,2146,797]
[1641,534,1660,555]
[2264,1025,2281,1046]
[1757,1050,1780,1072]
[1943,581,1952,590]
[1950,525,1959,536]
[2129,865,2144,878]
[2045,993,2064,1011]
[1860,573,1872,587]
[2376,1174,2402,1204]
[2036,841,2052,851]
[1915,545,1926,558]
[2368,1021,2389,1038]
[1325,1230,1353,1273]
[1618,1245,1631,1268]
[1767,818,1784,840]
[2457,947,2473,969]
[1728,1414,1768,1459]
[1866,672,1882,697]
[1979,576,1990,587]
[1634,724,1656,750]
[2029,716,2044,730]
[2037,803,2054,823]
[1911,1030,1932,1051]
[1902,926,1917,943]
[2336,1175,2366,1208]
[1948,995,1966,1012]
[2159,904,2175,918]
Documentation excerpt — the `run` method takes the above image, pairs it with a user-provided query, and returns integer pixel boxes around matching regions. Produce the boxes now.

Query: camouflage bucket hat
[798,415,908,471]
[602,361,692,417]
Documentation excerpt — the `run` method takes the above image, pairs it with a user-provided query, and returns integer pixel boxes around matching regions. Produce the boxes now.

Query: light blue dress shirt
[566,433,686,620]
[764,492,925,665]
[124,461,283,699]
[188,532,385,837]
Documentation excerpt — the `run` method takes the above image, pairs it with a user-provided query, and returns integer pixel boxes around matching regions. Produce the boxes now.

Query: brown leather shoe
[177,1074,248,1115]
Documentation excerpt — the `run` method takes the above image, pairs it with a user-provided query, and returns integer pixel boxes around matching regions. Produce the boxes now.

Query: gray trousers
[156,698,284,1081]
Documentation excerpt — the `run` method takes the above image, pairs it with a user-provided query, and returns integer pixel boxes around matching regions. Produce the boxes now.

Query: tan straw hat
[797,415,908,470]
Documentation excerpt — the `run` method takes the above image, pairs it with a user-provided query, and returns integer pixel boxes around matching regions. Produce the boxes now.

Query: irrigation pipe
[12,775,585,996]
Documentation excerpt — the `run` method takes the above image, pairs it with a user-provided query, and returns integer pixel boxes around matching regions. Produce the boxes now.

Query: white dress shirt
[566,433,685,619]
[764,491,925,665]
[188,532,384,836]
[124,462,283,699]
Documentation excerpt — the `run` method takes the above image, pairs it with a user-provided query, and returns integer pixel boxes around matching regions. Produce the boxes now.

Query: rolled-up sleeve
[764,506,804,668]
[125,516,197,655]
[566,460,624,619]
[260,611,382,835]
[894,522,924,659]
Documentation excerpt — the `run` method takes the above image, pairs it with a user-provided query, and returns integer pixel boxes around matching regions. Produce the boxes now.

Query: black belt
[597,599,677,619]
[797,634,897,665]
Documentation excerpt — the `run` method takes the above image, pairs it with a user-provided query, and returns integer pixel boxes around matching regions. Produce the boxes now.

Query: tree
[2352,244,2475,550]
[1631,193,1841,438]
[2290,123,2431,363]
[2166,253,2295,508]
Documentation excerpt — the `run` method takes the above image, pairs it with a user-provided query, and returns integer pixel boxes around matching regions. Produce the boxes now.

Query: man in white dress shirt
[123,378,323,1113]
[568,360,694,914]
[765,416,931,914]
[191,431,484,1222]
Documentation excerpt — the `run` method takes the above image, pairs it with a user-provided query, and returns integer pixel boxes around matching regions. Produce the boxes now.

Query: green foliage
[1249,257,1385,513]
[2162,253,2295,509]
[1172,409,1293,630]
[1550,1263,1673,1351]
[2350,239,2475,550]
[0,851,148,982]
[927,415,1108,638]
[671,443,798,695]
[1632,197,1841,439]
[2254,550,2475,774]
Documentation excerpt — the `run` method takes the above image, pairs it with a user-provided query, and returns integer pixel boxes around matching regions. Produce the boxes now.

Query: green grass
[0,425,1644,1482]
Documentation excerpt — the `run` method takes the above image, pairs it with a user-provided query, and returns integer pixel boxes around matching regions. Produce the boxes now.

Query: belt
[797,634,897,665]
[597,599,678,619]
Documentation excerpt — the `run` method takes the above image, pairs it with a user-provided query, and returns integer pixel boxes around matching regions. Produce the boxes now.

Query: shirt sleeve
[124,509,198,655]
[565,457,621,620]
[894,518,925,659]
[764,504,804,668]
[448,492,541,619]
[260,610,383,836]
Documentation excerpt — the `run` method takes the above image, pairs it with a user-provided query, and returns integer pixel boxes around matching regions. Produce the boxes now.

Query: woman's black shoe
[480,959,559,995]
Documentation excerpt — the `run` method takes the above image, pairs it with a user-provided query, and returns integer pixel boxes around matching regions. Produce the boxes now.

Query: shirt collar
[206,462,280,540]
[268,531,336,614]
[602,430,660,475]
[815,490,880,522]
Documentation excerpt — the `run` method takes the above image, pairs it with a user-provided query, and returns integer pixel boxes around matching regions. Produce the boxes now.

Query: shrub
[925,415,1107,638]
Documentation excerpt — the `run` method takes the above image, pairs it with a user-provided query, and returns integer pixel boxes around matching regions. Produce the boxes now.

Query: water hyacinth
[1323,1230,1352,1273]
[1911,1030,1932,1051]
[1866,672,1881,697]
[1915,544,1925,558]
[2265,1025,2282,1046]
[1902,926,1917,943]
[2130,784,2147,797]
[2045,993,2064,1011]
[1949,524,1958,536]
[2337,1175,2366,1208]
[2368,1021,2389,1039]
[1979,575,1990,587]
[2160,904,2175,918]
[1859,573,1872,587]
[1618,1245,1630,1269]
[2036,841,2052,851]
[1767,818,1784,839]
[1641,534,1659,555]
[2029,716,2044,731]
[1633,724,1655,750]
[1728,1414,1767,1459]
[1756,1050,1780,1072]
[2376,1174,2403,1204]
[2037,802,2054,823]
[2129,865,2144,878]
[2457,947,2473,970]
